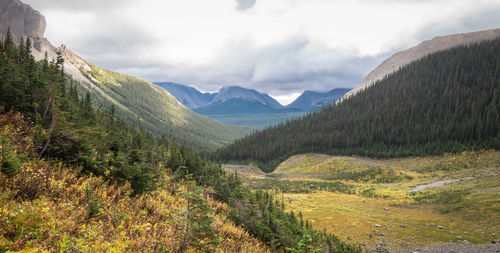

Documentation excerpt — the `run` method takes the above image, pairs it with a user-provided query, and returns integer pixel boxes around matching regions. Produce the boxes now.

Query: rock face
[0,0,45,41]
[341,29,500,101]
[0,0,97,88]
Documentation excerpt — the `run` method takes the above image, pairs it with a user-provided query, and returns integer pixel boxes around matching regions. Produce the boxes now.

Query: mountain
[341,28,500,100]
[155,84,305,128]
[0,0,45,40]
[194,98,289,115]
[0,0,253,151]
[0,2,358,252]
[287,88,351,111]
[214,34,500,172]
[154,82,215,109]
[77,60,253,151]
[213,86,283,109]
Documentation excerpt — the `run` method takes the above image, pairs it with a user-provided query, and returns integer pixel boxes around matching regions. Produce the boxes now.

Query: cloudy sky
[24,0,500,105]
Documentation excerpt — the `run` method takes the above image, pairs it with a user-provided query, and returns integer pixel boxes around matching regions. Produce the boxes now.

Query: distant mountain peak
[154,82,215,109]
[214,86,283,108]
[287,88,351,111]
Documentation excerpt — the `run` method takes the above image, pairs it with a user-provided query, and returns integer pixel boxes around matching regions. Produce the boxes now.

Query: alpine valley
[0,0,499,252]
[156,82,350,129]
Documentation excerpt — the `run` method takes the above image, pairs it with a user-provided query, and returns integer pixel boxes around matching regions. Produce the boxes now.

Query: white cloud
[22,0,500,105]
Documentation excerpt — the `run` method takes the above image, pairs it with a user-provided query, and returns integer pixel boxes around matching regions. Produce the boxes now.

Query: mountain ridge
[215,34,500,171]
[341,28,500,100]
[154,82,215,109]
[0,0,253,150]
[287,88,351,111]
[213,86,283,109]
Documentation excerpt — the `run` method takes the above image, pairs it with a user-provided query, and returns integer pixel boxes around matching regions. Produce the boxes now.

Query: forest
[0,30,360,252]
[214,38,500,172]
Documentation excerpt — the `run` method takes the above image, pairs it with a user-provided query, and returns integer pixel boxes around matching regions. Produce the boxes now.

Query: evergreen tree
[179,180,219,252]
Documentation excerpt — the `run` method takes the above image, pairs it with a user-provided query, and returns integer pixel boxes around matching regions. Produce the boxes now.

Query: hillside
[80,62,253,150]
[341,29,500,100]
[215,37,500,171]
[0,0,253,151]
[287,88,351,112]
[0,34,359,252]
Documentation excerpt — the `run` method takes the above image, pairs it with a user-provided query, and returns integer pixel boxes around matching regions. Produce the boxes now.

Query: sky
[23,0,500,105]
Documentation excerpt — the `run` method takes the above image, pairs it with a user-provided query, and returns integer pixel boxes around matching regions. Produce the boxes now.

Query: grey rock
[438,225,445,229]
[0,0,45,41]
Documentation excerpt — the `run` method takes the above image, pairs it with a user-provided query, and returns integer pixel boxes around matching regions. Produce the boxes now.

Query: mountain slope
[154,82,215,109]
[341,29,500,100]
[287,88,351,111]
[194,98,298,115]
[212,86,283,109]
[215,37,500,171]
[0,0,253,151]
[79,62,253,150]
[156,84,307,128]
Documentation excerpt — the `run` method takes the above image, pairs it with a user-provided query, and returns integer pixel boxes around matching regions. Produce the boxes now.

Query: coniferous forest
[214,38,500,172]
[0,30,360,252]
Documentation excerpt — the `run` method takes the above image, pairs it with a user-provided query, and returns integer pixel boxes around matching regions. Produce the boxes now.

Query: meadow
[233,150,500,251]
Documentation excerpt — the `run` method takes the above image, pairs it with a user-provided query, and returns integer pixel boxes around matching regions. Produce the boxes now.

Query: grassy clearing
[234,150,500,251]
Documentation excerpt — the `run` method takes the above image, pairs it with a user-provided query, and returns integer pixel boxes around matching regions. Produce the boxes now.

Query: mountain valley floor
[225,150,500,252]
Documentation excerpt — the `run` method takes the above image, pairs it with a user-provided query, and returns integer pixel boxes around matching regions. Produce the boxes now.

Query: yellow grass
[253,150,500,251]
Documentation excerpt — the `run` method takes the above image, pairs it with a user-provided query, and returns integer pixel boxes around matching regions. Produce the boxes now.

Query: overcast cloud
[23,0,500,105]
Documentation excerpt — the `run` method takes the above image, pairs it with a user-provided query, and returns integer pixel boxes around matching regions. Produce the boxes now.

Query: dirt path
[407,177,474,193]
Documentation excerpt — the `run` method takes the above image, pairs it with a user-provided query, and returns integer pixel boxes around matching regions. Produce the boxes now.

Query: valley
[156,83,348,129]
[1,0,499,251]
[227,150,500,251]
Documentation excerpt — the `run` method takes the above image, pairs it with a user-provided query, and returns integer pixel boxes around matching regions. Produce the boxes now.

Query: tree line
[0,29,359,252]
[214,38,500,172]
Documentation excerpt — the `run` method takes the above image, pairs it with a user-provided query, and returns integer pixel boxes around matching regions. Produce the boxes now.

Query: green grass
[232,150,500,251]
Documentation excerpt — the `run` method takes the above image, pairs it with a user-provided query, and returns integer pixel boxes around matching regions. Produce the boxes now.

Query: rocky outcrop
[0,0,45,41]
[341,29,500,101]
[0,0,110,96]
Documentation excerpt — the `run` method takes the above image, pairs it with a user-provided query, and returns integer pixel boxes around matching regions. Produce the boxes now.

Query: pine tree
[178,180,219,252]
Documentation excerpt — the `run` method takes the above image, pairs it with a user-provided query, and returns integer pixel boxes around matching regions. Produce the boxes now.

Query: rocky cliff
[0,0,45,41]
[341,29,500,101]
[0,0,111,98]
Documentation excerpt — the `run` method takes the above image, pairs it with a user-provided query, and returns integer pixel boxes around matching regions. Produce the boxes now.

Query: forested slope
[80,62,253,151]
[215,38,500,172]
[0,32,359,252]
